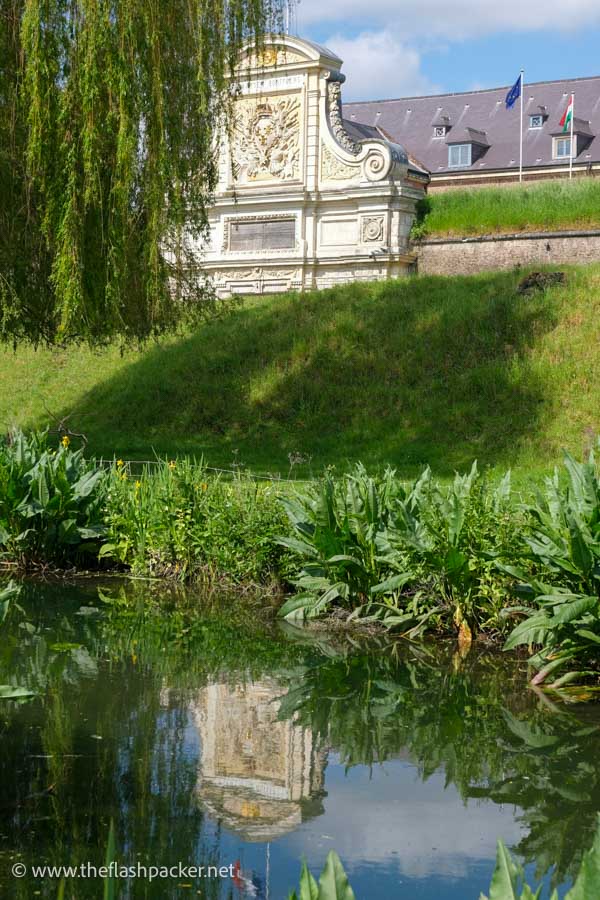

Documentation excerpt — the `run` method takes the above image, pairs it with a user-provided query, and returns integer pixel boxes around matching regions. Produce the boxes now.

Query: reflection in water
[193,679,326,841]
[1,581,600,899]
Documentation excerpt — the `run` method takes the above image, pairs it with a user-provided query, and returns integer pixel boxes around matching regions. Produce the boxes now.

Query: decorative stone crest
[326,78,361,156]
[233,97,301,182]
[361,216,385,243]
[320,143,359,182]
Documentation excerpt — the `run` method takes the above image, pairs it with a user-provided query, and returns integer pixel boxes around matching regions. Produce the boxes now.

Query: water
[1,580,599,899]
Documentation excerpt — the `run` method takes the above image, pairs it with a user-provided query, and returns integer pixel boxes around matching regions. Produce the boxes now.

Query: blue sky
[293,1,600,101]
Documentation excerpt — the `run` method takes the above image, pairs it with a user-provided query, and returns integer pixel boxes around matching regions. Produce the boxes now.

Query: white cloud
[327,31,435,101]
[299,0,600,38]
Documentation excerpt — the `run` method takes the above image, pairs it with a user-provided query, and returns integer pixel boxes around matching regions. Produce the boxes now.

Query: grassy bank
[1,263,600,480]
[413,177,600,238]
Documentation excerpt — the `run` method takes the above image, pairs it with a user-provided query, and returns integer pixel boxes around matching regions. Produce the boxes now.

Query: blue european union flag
[505,74,521,109]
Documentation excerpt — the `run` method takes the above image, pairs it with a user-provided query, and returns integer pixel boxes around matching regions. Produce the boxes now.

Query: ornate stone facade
[200,35,429,297]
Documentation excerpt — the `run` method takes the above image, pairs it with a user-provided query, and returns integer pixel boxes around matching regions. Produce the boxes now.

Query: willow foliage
[0,0,282,346]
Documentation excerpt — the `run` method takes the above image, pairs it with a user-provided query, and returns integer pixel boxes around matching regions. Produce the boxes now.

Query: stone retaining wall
[416,229,600,276]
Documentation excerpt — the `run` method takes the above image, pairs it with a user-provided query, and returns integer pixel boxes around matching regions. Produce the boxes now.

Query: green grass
[1,263,599,480]
[413,177,600,238]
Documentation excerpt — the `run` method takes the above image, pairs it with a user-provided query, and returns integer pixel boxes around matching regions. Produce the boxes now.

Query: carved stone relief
[213,267,299,285]
[320,143,359,181]
[361,216,385,243]
[232,96,301,183]
[244,47,306,69]
[326,78,361,156]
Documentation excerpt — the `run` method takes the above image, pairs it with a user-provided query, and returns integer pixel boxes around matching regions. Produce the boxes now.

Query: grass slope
[1,264,599,479]
[414,178,600,238]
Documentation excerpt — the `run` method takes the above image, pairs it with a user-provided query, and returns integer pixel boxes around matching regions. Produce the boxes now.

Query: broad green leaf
[0,685,36,700]
[370,572,412,595]
[485,840,523,900]
[298,861,319,900]
[318,851,356,900]
[502,711,559,749]
[565,815,600,900]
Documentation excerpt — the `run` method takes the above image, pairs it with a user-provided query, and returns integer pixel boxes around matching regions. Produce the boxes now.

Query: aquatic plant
[288,851,355,900]
[278,462,519,637]
[503,446,600,691]
[0,429,106,566]
[288,819,600,900]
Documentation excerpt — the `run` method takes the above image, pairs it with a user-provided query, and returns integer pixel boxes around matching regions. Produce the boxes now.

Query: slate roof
[345,76,600,176]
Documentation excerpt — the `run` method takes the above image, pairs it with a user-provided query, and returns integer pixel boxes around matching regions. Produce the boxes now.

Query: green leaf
[298,861,319,900]
[502,711,559,749]
[0,685,36,700]
[370,572,412,595]
[565,815,600,900]
[278,594,320,623]
[318,851,356,900]
[485,840,523,900]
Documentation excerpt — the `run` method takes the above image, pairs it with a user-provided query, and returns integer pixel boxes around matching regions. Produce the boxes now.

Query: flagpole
[519,69,524,183]
[569,91,574,180]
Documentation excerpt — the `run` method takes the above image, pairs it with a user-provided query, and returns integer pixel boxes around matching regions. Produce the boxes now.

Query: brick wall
[416,229,600,276]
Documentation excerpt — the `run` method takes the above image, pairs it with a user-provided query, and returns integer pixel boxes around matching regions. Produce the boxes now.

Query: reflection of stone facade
[193,679,326,841]
[200,35,429,297]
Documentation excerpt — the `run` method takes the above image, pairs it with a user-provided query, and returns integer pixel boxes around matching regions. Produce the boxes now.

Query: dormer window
[448,143,472,167]
[529,114,544,129]
[433,125,447,138]
[553,135,575,159]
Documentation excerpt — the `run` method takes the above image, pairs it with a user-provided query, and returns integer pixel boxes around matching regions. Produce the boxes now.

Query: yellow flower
[168,461,176,470]
[135,481,141,490]
[61,435,70,448]
[116,459,124,468]
[201,482,208,491]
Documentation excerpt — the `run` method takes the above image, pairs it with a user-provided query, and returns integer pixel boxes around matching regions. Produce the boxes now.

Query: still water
[1,580,599,899]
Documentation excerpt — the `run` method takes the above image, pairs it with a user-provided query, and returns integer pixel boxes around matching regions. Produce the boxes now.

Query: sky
[293,0,600,101]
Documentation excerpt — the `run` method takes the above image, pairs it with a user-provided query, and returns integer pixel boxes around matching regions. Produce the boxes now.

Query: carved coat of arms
[233,97,300,182]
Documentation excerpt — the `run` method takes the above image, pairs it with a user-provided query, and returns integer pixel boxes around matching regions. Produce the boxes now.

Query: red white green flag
[559,96,574,133]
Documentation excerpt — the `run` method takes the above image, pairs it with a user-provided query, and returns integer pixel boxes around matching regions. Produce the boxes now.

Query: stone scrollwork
[363,150,389,181]
[233,96,301,182]
[361,216,385,243]
[320,143,359,182]
[326,77,361,156]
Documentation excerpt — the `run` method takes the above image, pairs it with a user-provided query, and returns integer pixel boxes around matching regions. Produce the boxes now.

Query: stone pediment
[237,36,342,72]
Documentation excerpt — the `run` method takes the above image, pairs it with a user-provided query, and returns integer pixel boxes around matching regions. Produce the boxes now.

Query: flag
[559,96,574,133]
[505,74,521,109]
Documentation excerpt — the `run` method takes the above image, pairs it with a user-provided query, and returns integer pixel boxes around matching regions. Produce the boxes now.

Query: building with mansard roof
[346,76,600,190]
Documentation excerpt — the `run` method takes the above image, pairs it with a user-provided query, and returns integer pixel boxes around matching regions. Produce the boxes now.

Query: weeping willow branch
[0,0,283,346]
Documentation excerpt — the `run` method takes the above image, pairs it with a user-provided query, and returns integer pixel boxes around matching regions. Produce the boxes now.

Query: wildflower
[201,482,208,491]
[116,459,124,468]
[135,480,141,490]
[168,461,176,470]
[61,435,70,448]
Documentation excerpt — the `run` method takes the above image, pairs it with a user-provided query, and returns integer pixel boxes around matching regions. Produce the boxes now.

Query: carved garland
[326,78,361,156]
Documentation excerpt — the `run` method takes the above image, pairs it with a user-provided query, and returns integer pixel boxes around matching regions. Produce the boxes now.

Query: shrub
[0,429,106,567]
